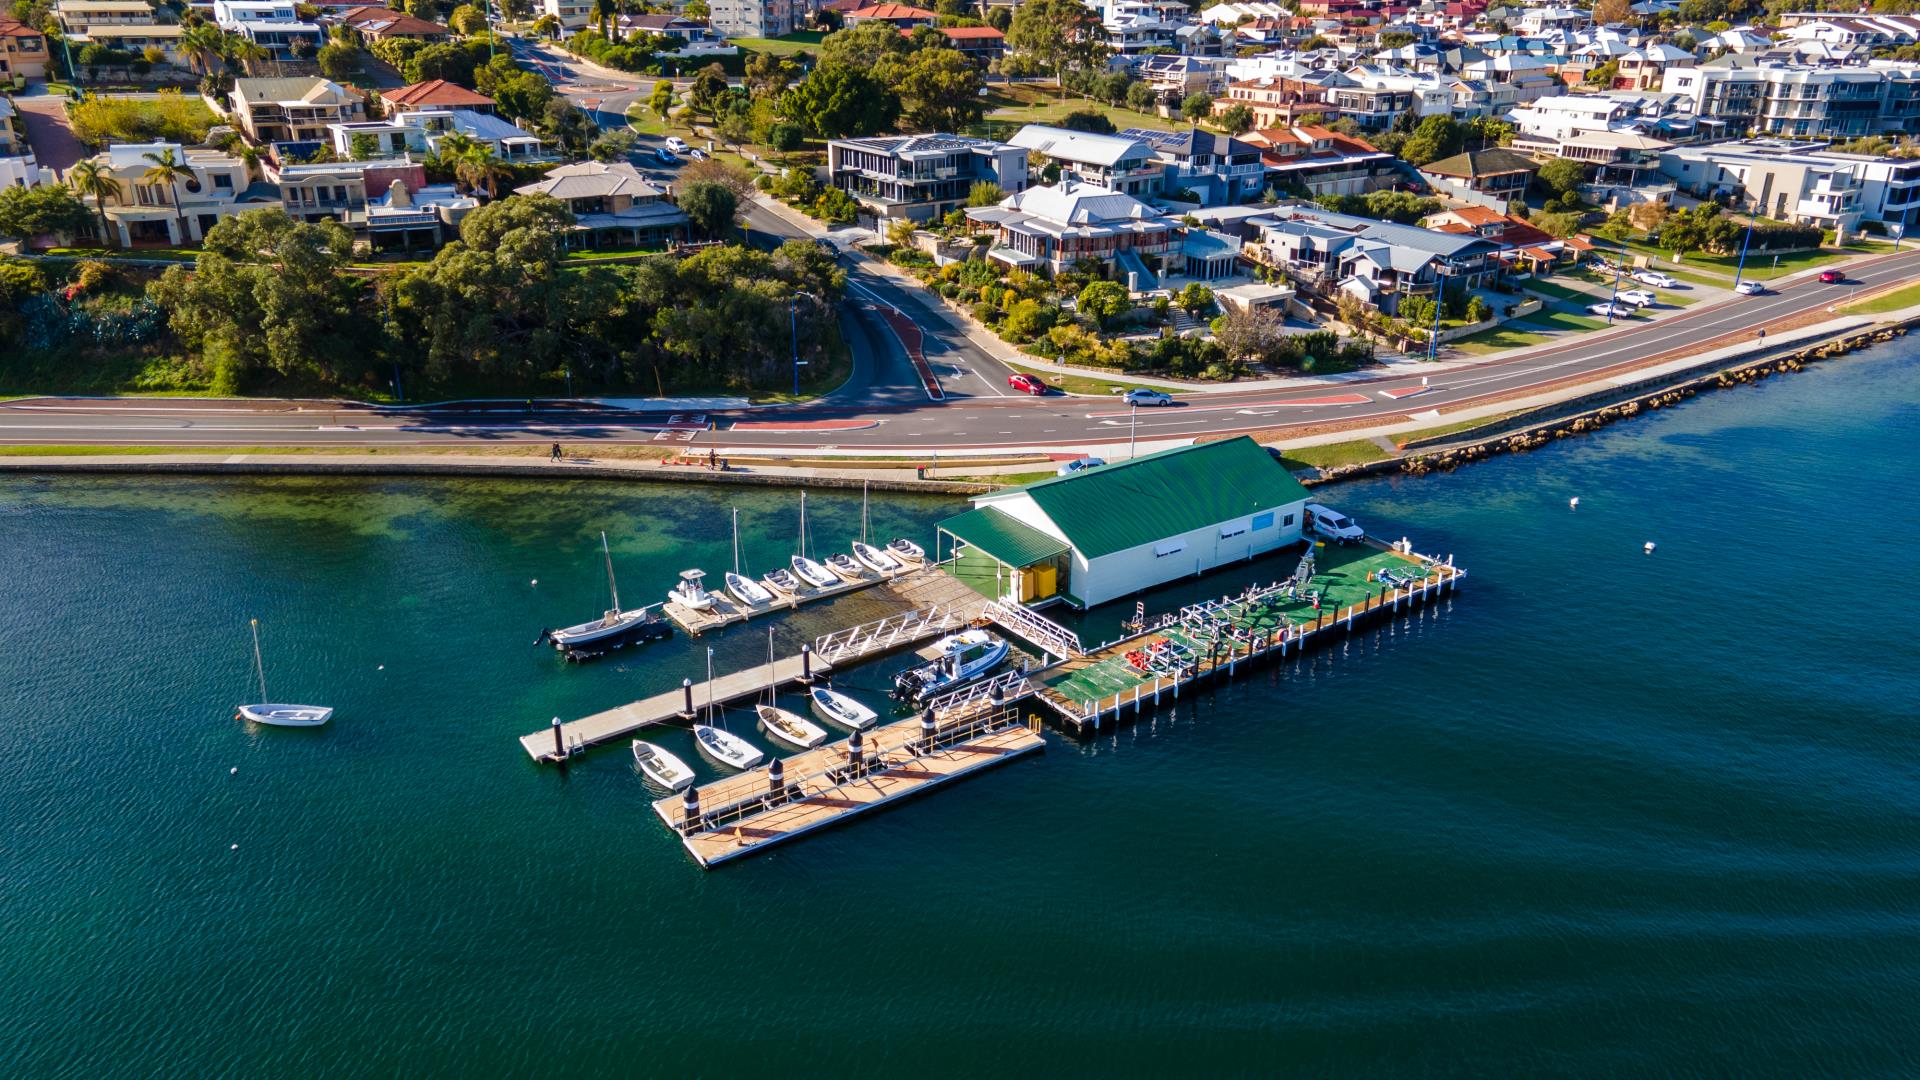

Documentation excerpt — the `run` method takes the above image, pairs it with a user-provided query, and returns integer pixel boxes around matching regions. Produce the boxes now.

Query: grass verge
[1391,409,1528,446]
[1840,279,1920,314]
[1272,439,1392,472]
[730,31,825,55]
[1002,358,1193,397]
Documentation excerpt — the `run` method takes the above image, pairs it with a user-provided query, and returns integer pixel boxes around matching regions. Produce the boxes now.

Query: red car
[1008,373,1048,395]
[1819,269,1846,283]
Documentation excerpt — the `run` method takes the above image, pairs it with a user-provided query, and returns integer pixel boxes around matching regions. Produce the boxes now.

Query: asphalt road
[5,246,1913,453]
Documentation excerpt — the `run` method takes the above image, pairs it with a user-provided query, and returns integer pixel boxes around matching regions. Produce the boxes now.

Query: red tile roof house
[337,5,450,42]
[899,24,1005,64]
[845,4,937,30]
[382,79,496,115]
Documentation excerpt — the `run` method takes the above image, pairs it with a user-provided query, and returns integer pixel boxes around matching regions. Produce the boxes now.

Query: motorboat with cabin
[891,629,1010,703]
[669,569,715,611]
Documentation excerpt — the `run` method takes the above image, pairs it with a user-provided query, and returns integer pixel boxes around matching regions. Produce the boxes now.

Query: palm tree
[66,159,123,248]
[139,149,196,246]
[223,32,270,76]
[454,144,511,201]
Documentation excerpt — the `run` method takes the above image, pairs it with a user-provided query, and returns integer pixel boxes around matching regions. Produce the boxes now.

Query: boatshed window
[1252,512,1275,531]
[1283,513,1295,527]
[1153,540,1185,558]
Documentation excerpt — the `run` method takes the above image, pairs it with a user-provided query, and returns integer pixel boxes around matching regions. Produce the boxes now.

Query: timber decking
[653,705,1044,868]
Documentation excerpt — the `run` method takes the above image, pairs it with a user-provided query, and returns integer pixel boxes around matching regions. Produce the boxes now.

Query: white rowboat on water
[809,686,878,731]
[631,740,695,791]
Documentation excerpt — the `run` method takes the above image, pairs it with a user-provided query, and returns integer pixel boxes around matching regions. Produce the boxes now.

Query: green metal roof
[937,506,1069,567]
[982,437,1310,560]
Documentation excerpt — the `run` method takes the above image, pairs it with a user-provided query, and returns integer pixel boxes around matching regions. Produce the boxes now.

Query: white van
[1305,503,1364,543]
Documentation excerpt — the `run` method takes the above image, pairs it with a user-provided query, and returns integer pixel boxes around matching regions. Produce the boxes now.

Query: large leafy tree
[783,63,898,138]
[895,46,986,132]
[149,208,362,384]
[0,184,92,243]
[819,20,913,70]
[1399,114,1463,166]
[677,180,738,240]
[1006,0,1109,90]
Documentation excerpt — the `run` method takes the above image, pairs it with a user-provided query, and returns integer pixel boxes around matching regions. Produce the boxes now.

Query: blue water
[2,343,1918,1076]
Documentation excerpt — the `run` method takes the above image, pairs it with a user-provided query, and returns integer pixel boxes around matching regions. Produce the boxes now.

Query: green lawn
[973,84,1181,141]
[1840,280,1920,314]
[1272,438,1391,471]
[1392,409,1527,446]
[729,31,825,56]
[1448,308,1613,355]
[1525,279,1593,302]
[43,246,195,261]
[1618,239,1851,281]
[1523,308,1612,332]
[1003,358,1193,397]
[562,244,667,261]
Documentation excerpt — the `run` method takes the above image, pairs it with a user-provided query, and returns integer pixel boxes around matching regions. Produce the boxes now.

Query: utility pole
[1129,402,1138,459]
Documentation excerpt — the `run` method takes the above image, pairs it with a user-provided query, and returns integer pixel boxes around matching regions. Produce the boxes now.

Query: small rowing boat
[631,740,695,791]
[809,686,877,731]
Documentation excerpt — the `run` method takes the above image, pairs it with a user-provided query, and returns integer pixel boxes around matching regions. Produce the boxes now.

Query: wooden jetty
[663,558,922,635]
[518,570,994,763]
[653,689,1044,868]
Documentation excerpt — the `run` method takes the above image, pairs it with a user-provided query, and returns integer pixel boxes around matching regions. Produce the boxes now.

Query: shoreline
[1,311,1913,493]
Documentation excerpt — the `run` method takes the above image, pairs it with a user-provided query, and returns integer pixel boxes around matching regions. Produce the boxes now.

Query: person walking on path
[550,442,563,462]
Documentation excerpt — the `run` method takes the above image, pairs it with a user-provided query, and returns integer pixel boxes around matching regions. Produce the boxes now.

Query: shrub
[69,92,218,148]
[1004,298,1056,340]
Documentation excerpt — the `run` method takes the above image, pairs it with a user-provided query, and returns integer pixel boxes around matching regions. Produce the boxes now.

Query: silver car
[1123,388,1173,406]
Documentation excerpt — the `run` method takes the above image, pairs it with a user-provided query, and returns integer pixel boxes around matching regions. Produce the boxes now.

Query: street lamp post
[1129,402,1138,459]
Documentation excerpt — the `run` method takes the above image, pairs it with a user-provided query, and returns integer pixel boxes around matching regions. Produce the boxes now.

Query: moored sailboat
[234,618,332,727]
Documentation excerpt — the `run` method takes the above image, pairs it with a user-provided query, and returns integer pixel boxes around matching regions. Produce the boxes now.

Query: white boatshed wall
[1072,498,1307,608]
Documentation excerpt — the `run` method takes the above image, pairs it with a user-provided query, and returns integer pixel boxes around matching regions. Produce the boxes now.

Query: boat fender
[230,767,237,776]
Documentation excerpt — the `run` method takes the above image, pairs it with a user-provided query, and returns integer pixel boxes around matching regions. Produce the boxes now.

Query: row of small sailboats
[630,629,883,792]
[667,489,926,616]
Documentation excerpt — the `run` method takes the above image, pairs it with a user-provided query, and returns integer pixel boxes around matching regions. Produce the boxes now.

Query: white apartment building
[71,141,275,245]
[708,0,797,38]
[1662,59,1920,140]
[540,0,593,31]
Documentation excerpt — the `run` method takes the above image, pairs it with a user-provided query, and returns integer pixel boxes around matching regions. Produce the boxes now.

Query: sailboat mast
[799,492,808,560]
[862,480,870,545]
[600,531,621,613]
[732,507,741,575]
[249,618,268,703]
[706,646,716,723]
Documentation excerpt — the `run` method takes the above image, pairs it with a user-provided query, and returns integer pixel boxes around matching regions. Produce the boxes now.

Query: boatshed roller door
[940,506,1069,567]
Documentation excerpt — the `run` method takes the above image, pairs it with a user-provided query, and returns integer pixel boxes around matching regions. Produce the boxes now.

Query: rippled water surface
[3,344,1918,1077]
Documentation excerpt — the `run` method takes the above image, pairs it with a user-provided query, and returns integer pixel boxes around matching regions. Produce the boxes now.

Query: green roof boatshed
[936,437,1311,609]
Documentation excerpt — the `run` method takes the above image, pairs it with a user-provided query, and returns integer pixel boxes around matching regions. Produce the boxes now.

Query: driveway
[15,94,87,177]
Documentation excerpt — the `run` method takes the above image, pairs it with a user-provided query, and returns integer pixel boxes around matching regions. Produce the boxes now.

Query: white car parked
[664,136,690,153]
[1587,301,1634,318]
[1306,503,1364,543]
[1735,280,1766,295]
[1616,289,1657,307]
[1633,270,1678,288]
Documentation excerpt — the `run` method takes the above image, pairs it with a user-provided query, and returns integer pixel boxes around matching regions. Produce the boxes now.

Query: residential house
[709,0,797,38]
[1658,139,1867,232]
[540,0,594,31]
[382,79,496,116]
[337,5,449,42]
[231,76,366,146]
[66,23,189,64]
[1555,129,1673,206]
[1007,125,1162,198]
[1421,204,1578,274]
[268,156,474,248]
[617,14,738,57]
[214,0,325,58]
[1417,147,1540,205]
[72,141,277,245]
[923,25,1005,66]
[1217,75,1333,130]
[328,109,550,163]
[1612,44,1695,92]
[1102,0,1187,56]
[0,16,52,79]
[1244,124,1406,198]
[1246,206,1502,315]
[512,159,689,246]
[843,4,935,29]
[1135,53,1233,99]
[0,97,39,187]
[358,175,479,251]
[826,133,1028,222]
[1507,93,1640,152]
[1121,127,1266,206]
[54,1,159,31]
[965,180,1178,276]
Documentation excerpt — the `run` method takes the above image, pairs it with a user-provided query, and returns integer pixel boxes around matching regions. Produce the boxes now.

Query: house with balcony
[1613,44,1694,92]
[540,0,594,31]
[1007,125,1162,198]
[1135,53,1234,99]
[923,25,1004,66]
[708,0,797,38]
[1245,206,1502,315]
[617,14,739,57]
[0,97,40,187]
[966,181,1178,277]
[0,16,52,79]
[360,175,476,251]
[1556,129,1673,206]
[215,0,325,59]
[843,3,935,29]
[231,76,365,146]
[66,23,188,64]
[328,109,550,164]
[72,141,279,245]
[55,1,160,31]
[826,133,1027,223]
[1216,75,1333,130]
[1657,139,1867,232]
[1244,123,1405,198]
[1661,58,1920,141]
[1417,147,1539,206]
[512,160,689,247]
[1121,127,1266,206]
